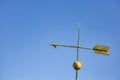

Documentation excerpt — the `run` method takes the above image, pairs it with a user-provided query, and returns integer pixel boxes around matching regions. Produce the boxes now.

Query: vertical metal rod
[76,24,80,80]
[77,48,79,61]
[76,70,78,80]
[77,24,80,61]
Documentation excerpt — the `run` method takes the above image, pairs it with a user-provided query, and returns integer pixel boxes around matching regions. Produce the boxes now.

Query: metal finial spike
[77,24,80,46]
[77,24,80,61]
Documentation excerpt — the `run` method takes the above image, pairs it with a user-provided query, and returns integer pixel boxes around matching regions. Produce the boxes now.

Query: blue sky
[0,0,120,80]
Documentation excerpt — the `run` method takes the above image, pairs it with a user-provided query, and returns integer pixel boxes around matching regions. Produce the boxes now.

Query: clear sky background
[0,0,120,80]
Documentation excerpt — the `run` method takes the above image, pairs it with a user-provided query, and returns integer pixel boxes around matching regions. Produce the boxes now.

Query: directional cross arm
[50,43,110,56]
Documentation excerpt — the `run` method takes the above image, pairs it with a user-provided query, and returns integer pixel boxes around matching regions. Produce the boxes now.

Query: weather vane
[50,24,109,80]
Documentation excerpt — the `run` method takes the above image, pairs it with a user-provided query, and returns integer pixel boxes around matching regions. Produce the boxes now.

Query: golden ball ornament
[73,61,82,70]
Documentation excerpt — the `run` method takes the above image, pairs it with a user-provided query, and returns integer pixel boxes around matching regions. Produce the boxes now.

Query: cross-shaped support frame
[50,24,109,80]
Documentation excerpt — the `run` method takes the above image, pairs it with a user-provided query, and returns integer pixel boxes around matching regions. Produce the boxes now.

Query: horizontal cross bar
[50,43,92,49]
[50,43,109,56]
